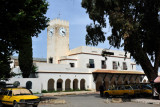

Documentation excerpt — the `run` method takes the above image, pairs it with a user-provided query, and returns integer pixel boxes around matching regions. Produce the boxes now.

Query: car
[140,84,152,97]
[103,85,134,98]
[0,87,40,107]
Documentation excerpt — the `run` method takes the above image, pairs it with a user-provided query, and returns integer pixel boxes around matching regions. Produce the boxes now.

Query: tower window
[49,57,53,63]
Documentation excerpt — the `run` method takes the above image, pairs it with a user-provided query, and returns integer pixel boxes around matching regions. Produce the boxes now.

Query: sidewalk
[41,90,97,97]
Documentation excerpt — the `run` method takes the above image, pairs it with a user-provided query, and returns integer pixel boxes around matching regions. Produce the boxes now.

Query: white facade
[8,19,143,93]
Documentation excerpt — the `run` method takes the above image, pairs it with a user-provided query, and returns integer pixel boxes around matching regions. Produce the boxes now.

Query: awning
[93,70,145,75]
[154,76,160,83]
[92,70,145,82]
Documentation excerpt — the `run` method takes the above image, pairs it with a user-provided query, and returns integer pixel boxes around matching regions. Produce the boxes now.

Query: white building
[8,19,145,93]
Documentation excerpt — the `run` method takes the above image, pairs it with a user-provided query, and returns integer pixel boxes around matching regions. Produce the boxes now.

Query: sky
[31,0,142,70]
[32,0,112,58]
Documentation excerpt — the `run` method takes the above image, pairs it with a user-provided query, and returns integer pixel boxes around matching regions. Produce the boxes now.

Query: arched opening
[65,79,71,91]
[143,79,146,83]
[80,79,85,90]
[57,79,63,91]
[96,76,103,91]
[96,81,102,91]
[26,81,32,89]
[48,79,54,92]
[73,79,78,90]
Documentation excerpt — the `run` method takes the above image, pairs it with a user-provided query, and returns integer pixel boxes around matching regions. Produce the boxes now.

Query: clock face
[49,28,54,37]
[59,27,66,36]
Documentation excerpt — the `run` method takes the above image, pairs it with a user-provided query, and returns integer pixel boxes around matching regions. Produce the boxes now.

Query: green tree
[18,36,33,78]
[82,0,160,81]
[0,0,49,79]
[0,40,12,79]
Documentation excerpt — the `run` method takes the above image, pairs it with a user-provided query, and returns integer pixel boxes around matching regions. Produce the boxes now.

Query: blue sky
[32,0,143,70]
[32,0,112,58]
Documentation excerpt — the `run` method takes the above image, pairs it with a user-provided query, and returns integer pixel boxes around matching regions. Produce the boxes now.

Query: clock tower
[47,19,69,64]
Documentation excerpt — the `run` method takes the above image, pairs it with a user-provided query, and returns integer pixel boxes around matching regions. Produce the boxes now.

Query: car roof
[2,87,26,90]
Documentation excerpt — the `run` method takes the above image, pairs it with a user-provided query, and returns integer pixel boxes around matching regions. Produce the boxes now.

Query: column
[54,80,57,91]
[78,80,80,90]
[70,80,73,90]
[62,80,65,91]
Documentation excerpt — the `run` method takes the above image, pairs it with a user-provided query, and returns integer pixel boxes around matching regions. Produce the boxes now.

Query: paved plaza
[39,93,160,107]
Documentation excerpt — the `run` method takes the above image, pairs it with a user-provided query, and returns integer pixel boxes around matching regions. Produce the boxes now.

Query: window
[49,57,53,63]
[3,90,9,95]
[8,91,12,96]
[123,62,127,70]
[125,86,132,90]
[113,61,118,70]
[89,59,95,68]
[26,81,32,89]
[132,65,134,70]
[70,63,75,67]
[101,60,106,69]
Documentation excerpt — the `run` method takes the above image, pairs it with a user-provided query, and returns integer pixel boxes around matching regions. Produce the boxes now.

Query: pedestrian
[99,85,104,97]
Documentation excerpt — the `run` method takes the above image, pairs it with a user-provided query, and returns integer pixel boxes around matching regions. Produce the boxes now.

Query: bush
[41,90,48,93]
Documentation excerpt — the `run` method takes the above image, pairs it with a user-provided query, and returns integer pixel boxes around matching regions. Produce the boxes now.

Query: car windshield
[13,89,32,95]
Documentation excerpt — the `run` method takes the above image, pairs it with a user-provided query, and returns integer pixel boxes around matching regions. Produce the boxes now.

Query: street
[39,94,159,107]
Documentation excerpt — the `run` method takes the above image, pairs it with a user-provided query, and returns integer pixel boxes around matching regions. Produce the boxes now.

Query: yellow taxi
[140,84,152,96]
[103,85,134,98]
[0,87,40,107]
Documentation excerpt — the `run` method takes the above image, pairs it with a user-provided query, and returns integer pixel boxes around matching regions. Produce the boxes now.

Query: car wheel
[0,101,3,107]
[13,101,18,107]
[105,92,109,98]
[123,93,129,102]
[124,93,129,98]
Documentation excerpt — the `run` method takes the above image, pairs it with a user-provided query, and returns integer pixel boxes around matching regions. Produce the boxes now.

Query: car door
[7,90,14,105]
[1,90,10,105]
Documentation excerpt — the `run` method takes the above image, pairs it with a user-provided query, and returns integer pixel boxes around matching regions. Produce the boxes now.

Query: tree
[0,40,12,79]
[82,0,160,81]
[18,36,33,78]
[0,0,49,79]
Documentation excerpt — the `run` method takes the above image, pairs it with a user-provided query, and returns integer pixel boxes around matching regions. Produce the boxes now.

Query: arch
[13,81,20,87]
[48,79,54,92]
[80,79,85,90]
[26,81,32,89]
[65,79,71,91]
[143,79,147,83]
[73,79,78,90]
[96,76,103,91]
[96,81,102,91]
[57,79,63,91]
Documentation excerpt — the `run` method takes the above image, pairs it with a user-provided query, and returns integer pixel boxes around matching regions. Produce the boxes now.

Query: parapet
[49,18,69,26]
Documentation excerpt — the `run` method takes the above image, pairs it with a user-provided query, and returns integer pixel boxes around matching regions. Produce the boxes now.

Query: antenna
[58,11,61,19]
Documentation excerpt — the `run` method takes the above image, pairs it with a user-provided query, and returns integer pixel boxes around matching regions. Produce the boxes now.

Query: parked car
[140,84,152,97]
[0,87,40,107]
[103,85,134,98]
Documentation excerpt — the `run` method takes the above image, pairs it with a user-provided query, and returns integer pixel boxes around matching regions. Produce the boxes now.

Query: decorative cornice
[37,71,92,74]
[68,52,130,59]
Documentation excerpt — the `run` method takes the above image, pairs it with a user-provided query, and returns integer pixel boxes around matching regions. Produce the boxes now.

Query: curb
[42,91,96,97]
[131,99,160,105]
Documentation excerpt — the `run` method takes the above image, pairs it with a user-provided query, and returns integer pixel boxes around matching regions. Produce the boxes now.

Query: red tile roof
[93,70,145,75]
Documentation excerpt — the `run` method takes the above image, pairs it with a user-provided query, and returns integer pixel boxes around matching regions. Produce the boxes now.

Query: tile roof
[93,70,145,75]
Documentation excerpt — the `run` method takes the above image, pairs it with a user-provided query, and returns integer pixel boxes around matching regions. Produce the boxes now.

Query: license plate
[27,103,34,105]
